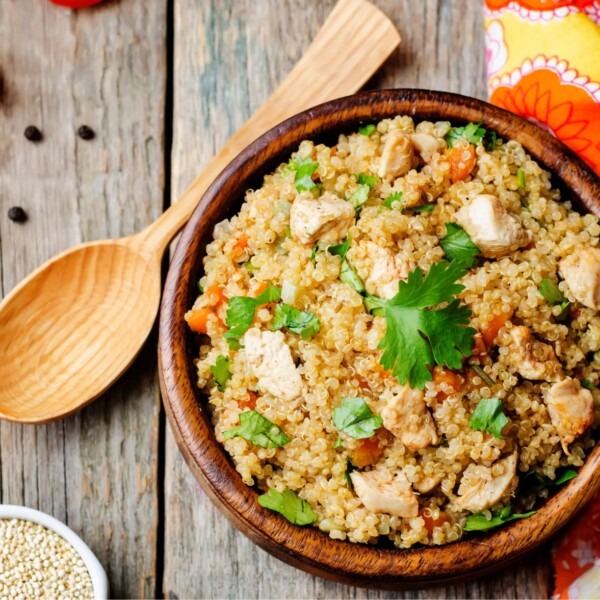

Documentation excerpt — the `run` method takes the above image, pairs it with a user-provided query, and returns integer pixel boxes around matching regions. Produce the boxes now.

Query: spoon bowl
[0,240,161,422]
[0,0,400,422]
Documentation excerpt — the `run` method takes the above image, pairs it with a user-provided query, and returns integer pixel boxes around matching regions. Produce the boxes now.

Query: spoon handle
[134,0,400,256]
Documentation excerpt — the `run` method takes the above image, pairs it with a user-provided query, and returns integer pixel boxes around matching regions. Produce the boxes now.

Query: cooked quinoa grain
[187,116,600,547]
[0,518,94,599]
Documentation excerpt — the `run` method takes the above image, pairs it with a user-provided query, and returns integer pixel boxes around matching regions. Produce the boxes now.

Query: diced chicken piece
[455,452,518,512]
[559,247,600,311]
[378,130,414,179]
[413,472,444,494]
[454,194,532,258]
[381,386,438,450]
[243,328,303,402]
[544,378,594,454]
[289,192,355,245]
[410,132,446,164]
[355,241,408,299]
[350,470,418,517]
[507,326,563,382]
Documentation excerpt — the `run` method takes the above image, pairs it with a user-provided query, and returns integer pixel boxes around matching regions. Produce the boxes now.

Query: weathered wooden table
[0,1,554,597]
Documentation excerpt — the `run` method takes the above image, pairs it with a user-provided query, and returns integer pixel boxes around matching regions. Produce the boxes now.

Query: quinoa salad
[185,116,600,547]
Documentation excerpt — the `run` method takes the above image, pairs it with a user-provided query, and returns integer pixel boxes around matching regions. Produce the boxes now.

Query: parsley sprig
[469,398,508,439]
[358,124,376,136]
[290,156,320,192]
[382,191,403,209]
[258,488,317,525]
[328,239,365,294]
[519,468,577,495]
[271,303,321,339]
[210,355,231,392]
[440,223,480,268]
[538,279,569,321]
[223,410,290,448]
[463,505,535,532]
[445,122,497,151]
[347,172,378,211]
[332,397,383,439]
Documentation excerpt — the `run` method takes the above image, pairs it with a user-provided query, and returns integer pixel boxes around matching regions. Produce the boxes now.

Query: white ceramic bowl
[0,504,108,600]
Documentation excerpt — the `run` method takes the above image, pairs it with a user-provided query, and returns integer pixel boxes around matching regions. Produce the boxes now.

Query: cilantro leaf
[358,124,376,136]
[440,222,480,268]
[445,122,486,147]
[223,410,290,448]
[210,355,231,392]
[582,379,596,391]
[483,129,497,151]
[519,468,577,495]
[538,279,569,321]
[328,239,350,260]
[347,185,370,209]
[517,168,526,190]
[404,203,435,214]
[357,172,379,187]
[292,156,319,192]
[377,260,476,389]
[382,191,403,209]
[469,398,508,439]
[224,285,281,345]
[258,488,317,525]
[332,397,383,439]
[344,458,356,488]
[333,436,343,449]
[271,303,321,339]
[328,240,365,294]
[464,505,535,532]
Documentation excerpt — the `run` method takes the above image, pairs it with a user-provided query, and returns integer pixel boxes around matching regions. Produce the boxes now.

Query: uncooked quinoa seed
[0,518,94,599]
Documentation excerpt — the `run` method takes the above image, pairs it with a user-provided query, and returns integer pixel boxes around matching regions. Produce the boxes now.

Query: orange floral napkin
[484,2,600,598]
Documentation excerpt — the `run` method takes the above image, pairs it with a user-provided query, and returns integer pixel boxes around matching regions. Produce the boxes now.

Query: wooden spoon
[0,0,400,423]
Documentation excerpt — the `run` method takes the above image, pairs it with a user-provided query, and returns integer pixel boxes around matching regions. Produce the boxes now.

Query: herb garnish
[538,279,569,321]
[463,506,536,532]
[210,355,231,392]
[382,191,403,209]
[328,239,366,294]
[519,468,577,495]
[223,410,290,448]
[358,124,376,136]
[368,260,476,390]
[271,303,321,339]
[582,379,596,391]
[291,156,320,192]
[517,168,526,190]
[445,122,497,151]
[440,222,480,268]
[258,488,317,525]
[332,397,383,439]
[404,203,436,213]
[469,398,508,439]
[333,436,343,449]
[344,458,356,488]
[224,285,281,348]
[470,365,495,387]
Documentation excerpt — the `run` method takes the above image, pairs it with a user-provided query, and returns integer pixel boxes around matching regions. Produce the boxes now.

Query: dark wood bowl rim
[159,89,600,588]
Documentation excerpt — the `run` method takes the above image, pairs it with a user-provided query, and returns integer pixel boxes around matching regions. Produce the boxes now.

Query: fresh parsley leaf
[582,379,596,391]
[470,365,495,387]
[519,468,577,495]
[403,203,436,213]
[332,397,383,439]
[382,191,403,209]
[292,156,319,192]
[347,185,370,209]
[377,260,476,389]
[483,129,497,151]
[224,285,281,345]
[223,410,290,448]
[197,280,204,294]
[517,168,526,190]
[210,355,231,392]
[333,436,343,449]
[463,506,536,532]
[344,458,356,488]
[258,488,317,525]
[469,398,508,439]
[538,279,570,321]
[328,240,365,294]
[243,260,256,271]
[271,303,321,339]
[358,124,376,136]
[445,122,486,147]
[357,172,379,187]
[440,222,480,268]
[309,245,318,262]
[328,239,350,260]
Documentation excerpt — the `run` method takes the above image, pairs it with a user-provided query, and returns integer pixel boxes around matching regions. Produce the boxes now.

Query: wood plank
[164,0,550,598]
[0,0,166,597]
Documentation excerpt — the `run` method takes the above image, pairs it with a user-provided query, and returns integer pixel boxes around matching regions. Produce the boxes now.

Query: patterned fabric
[484,2,600,597]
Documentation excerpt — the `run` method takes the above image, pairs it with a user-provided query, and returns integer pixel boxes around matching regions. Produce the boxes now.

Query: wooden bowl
[158,89,600,588]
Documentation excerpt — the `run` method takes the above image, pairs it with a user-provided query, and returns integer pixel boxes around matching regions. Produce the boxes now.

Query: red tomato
[49,0,104,8]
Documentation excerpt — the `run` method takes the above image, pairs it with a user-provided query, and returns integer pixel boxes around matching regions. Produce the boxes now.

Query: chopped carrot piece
[204,284,227,308]
[433,367,463,401]
[187,307,217,334]
[252,281,269,298]
[447,145,476,182]
[374,363,393,378]
[419,509,450,535]
[358,378,370,391]
[239,391,258,410]
[481,310,513,347]
[472,333,488,358]
[352,435,383,468]
[231,234,250,259]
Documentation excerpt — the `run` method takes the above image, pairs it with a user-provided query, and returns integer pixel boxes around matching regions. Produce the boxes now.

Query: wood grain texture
[160,2,584,597]
[160,89,600,591]
[0,0,165,595]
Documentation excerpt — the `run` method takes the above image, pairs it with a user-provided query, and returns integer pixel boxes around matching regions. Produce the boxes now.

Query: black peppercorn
[24,126,43,142]
[77,125,95,140]
[8,206,28,223]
